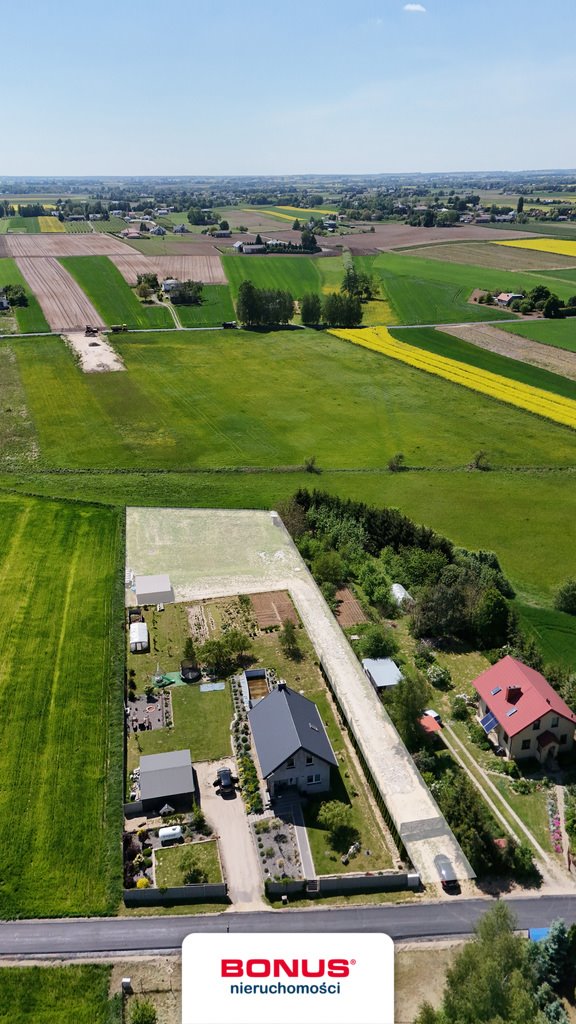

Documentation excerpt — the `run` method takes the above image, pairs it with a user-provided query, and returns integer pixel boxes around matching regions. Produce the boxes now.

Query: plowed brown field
[398,241,576,271]
[16,258,105,331]
[439,323,576,381]
[110,253,227,285]
[5,233,130,257]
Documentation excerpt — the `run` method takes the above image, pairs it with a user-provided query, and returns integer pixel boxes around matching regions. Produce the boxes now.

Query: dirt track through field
[110,253,227,285]
[439,323,576,381]
[16,257,105,330]
[4,233,131,257]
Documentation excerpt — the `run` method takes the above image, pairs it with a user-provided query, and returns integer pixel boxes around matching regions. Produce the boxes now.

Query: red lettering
[273,959,298,978]
[221,960,243,977]
[246,960,270,977]
[301,959,325,978]
[327,959,350,978]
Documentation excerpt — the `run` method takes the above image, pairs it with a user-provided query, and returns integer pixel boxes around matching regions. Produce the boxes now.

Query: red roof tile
[418,715,441,735]
[472,655,576,737]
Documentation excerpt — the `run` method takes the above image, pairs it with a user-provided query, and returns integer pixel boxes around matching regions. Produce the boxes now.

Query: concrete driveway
[196,759,267,910]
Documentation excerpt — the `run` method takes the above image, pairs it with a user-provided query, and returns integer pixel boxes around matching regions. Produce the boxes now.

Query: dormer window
[285,757,295,769]
[532,719,541,731]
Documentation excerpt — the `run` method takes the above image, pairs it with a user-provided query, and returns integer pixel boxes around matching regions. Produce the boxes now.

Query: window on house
[305,755,314,766]
[502,732,509,744]
[532,719,541,730]
[551,717,559,728]
[521,739,531,751]
[560,734,568,744]
[307,774,321,785]
[285,757,295,769]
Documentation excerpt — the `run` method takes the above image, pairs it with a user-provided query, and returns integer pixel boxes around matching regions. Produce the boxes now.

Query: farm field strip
[3,233,132,257]
[37,216,65,233]
[16,257,105,330]
[60,256,173,330]
[0,495,122,918]
[501,319,576,354]
[330,325,576,429]
[438,323,576,382]
[398,241,576,271]
[495,238,576,258]
[222,252,344,299]
[0,258,50,334]
[110,253,227,285]
[174,285,236,327]
[7,217,39,233]
[64,220,93,233]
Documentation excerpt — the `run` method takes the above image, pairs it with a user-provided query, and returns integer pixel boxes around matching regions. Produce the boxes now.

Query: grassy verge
[0,965,120,1024]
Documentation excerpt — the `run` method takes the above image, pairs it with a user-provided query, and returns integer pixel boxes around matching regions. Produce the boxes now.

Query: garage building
[135,573,174,605]
[139,749,196,814]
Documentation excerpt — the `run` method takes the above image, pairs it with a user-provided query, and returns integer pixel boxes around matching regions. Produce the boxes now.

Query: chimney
[506,685,522,704]
[277,681,287,692]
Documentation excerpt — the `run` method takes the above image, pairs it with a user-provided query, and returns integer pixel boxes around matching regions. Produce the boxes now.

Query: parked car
[434,854,460,895]
[424,709,443,727]
[214,767,235,794]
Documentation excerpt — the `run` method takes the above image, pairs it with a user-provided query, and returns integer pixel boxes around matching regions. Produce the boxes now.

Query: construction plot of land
[439,323,576,381]
[110,253,227,285]
[125,507,475,885]
[335,587,370,627]
[62,331,125,372]
[1,232,131,258]
[399,240,576,271]
[16,257,105,331]
[249,590,298,628]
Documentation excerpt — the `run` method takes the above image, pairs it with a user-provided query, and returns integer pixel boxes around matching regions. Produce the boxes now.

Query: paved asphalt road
[2,897,576,957]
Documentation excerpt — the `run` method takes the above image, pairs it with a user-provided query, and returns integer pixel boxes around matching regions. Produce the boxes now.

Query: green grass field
[515,603,576,668]
[0,495,123,918]
[7,217,39,233]
[501,319,576,353]
[484,220,576,241]
[0,259,50,333]
[9,329,576,473]
[392,326,576,401]
[174,285,236,327]
[60,256,173,329]
[0,346,37,465]
[356,252,576,326]
[127,683,233,771]
[155,840,222,886]
[0,965,120,1024]
[222,253,344,300]
[63,220,92,233]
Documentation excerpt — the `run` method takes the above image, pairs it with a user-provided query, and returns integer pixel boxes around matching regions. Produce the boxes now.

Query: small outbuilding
[130,621,149,653]
[139,749,196,814]
[161,278,179,293]
[135,573,174,605]
[390,582,414,607]
[363,657,403,691]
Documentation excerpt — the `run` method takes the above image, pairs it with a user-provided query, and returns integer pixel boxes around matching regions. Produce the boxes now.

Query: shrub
[427,664,452,690]
[130,999,158,1024]
[450,695,469,721]
[136,877,150,889]
[555,579,576,616]
[468,722,491,750]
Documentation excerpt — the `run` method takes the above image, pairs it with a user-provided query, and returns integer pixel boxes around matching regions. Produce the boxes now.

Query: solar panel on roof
[506,707,518,717]
[480,711,498,733]
[490,686,502,696]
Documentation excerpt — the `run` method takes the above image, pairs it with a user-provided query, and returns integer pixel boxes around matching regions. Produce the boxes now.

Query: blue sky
[3,0,576,175]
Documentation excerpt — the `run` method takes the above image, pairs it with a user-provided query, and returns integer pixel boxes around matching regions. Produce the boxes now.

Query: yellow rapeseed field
[38,216,65,233]
[494,238,576,258]
[330,326,576,430]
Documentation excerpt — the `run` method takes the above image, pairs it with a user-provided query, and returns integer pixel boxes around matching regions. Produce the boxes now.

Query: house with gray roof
[248,683,337,798]
[139,749,196,813]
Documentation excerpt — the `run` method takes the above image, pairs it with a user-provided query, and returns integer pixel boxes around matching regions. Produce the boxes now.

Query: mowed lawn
[0,495,123,918]
[0,965,119,1024]
[174,285,236,327]
[356,252,576,326]
[222,253,344,300]
[10,330,576,472]
[127,683,233,773]
[501,318,576,354]
[60,256,173,329]
[515,603,576,668]
[0,259,50,333]
[7,217,39,233]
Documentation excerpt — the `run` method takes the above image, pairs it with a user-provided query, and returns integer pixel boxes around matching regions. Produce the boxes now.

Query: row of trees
[236,281,294,326]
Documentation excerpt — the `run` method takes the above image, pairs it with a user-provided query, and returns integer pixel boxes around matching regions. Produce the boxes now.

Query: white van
[158,825,182,844]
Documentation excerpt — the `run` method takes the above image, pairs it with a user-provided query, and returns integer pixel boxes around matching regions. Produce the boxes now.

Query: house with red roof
[472,655,576,763]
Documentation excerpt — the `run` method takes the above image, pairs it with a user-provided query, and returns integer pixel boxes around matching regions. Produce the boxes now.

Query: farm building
[363,657,403,691]
[249,682,337,798]
[161,278,179,293]
[139,749,196,814]
[242,244,267,254]
[497,292,524,307]
[173,224,189,233]
[150,225,167,236]
[213,230,231,238]
[134,573,174,605]
[473,655,576,763]
[233,241,244,251]
[0,293,9,311]
[129,621,149,653]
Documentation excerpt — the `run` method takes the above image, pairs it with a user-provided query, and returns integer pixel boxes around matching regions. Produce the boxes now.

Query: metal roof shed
[135,573,174,605]
[363,658,403,690]
[139,749,195,810]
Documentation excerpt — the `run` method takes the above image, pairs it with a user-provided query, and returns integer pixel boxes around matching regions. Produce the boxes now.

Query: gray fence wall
[124,883,228,906]
[266,871,420,898]
[124,801,144,819]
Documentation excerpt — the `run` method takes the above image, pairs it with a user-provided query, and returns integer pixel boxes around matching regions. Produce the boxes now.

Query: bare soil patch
[110,253,226,285]
[323,224,537,255]
[401,241,576,271]
[335,587,370,627]
[395,941,463,1022]
[5,233,131,257]
[16,257,105,331]
[250,590,298,628]
[63,331,125,372]
[110,957,182,1024]
[439,323,576,380]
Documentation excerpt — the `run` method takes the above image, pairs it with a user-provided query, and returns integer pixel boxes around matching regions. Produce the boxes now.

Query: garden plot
[110,253,227,285]
[335,587,370,627]
[250,590,298,628]
[125,507,474,885]
[16,258,105,331]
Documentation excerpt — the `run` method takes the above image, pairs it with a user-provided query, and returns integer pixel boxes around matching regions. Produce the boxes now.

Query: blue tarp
[529,928,550,942]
